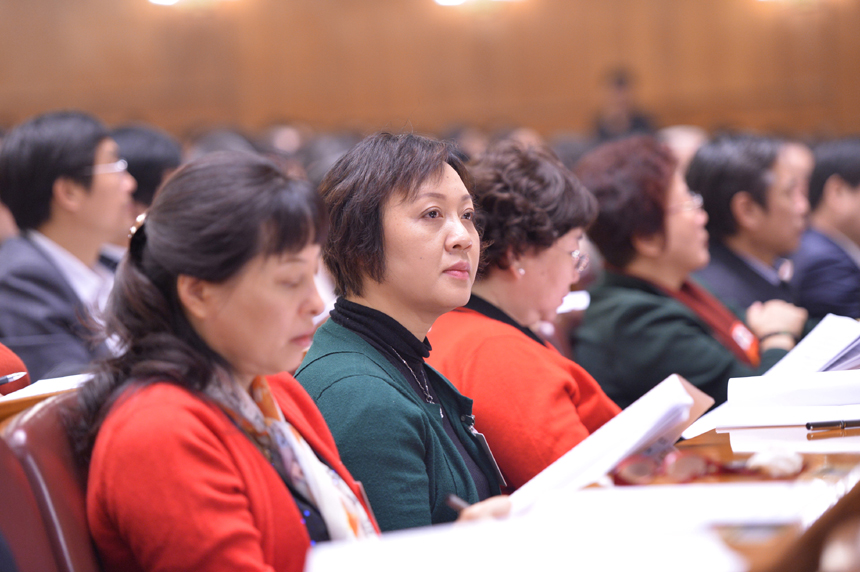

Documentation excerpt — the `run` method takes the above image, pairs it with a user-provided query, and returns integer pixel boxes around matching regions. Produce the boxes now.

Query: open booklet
[510,374,713,516]
[765,313,860,378]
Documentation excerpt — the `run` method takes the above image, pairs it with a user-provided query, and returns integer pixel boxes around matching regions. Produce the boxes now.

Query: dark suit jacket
[693,241,793,312]
[0,236,109,381]
[791,228,860,319]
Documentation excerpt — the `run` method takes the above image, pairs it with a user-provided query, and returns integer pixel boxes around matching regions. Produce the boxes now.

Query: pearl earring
[517,268,525,276]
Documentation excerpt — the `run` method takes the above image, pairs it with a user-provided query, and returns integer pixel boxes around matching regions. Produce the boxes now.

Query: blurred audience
[791,138,860,319]
[0,111,135,381]
[687,134,809,311]
[428,142,619,490]
[594,67,655,142]
[574,136,805,408]
[658,125,709,176]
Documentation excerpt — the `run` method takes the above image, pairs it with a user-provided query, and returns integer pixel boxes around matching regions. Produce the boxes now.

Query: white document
[729,370,860,406]
[715,404,860,430]
[510,374,713,516]
[0,373,90,401]
[765,314,860,378]
[306,507,746,572]
[728,426,860,454]
[708,370,860,430]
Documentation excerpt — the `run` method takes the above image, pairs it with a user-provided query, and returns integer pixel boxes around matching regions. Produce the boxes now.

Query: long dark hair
[70,151,327,464]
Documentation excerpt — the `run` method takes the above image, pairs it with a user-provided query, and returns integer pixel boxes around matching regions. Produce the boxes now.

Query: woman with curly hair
[427,141,620,491]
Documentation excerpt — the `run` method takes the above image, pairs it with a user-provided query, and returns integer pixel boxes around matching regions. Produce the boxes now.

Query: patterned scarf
[206,373,377,541]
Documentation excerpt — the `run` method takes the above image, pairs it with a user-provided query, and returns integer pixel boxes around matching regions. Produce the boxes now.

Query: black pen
[0,372,26,386]
[445,493,471,514]
[806,419,860,431]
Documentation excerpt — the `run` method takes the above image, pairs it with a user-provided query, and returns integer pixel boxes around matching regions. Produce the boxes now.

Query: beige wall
[1,0,858,137]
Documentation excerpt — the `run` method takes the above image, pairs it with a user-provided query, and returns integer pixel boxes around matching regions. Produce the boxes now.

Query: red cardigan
[428,308,620,491]
[88,372,375,572]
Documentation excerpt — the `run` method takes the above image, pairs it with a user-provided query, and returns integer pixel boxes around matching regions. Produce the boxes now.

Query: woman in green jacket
[296,133,507,532]
[573,136,807,409]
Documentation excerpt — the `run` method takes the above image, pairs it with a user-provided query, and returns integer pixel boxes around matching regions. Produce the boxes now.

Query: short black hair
[112,125,183,207]
[319,132,472,298]
[471,141,597,276]
[808,138,860,212]
[0,111,108,230]
[685,133,781,241]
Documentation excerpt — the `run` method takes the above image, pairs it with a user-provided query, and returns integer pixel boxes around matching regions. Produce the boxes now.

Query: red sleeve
[88,390,282,572]
[460,333,619,490]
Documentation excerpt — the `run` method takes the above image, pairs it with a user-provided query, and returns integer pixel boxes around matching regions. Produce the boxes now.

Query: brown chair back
[0,437,60,572]
[2,392,102,572]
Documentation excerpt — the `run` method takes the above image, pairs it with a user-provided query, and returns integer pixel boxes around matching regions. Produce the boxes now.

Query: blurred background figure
[100,124,183,270]
[594,67,655,143]
[0,111,136,381]
[658,125,709,176]
[791,138,860,319]
[574,136,805,409]
[687,134,809,311]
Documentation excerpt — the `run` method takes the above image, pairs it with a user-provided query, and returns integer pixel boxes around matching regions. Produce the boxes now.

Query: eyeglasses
[84,159,128,176]
[666,192,703,214]
[570,249,590,273]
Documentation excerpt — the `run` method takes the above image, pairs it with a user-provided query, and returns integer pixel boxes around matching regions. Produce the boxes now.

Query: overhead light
[149,0,180,4]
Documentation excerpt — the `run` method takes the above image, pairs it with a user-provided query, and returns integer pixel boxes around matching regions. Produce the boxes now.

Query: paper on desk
[0,373,90,401]
[765,314,860,378]
[526,481,843,531]
[728,370,860,405]
[728,426,860,454]
[715,404,860,430]
[306,507,746,572]
[510,374,713,516]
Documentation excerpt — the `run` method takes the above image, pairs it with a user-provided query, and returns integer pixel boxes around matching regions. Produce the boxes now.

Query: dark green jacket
[295,319,502,532]
[575,270,788,409]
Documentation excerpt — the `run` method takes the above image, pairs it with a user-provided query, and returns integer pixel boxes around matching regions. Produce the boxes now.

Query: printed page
[765,314,860,378]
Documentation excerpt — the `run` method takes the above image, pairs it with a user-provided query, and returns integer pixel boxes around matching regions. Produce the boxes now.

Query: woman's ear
[176,274,211,320]
[502,246,523,278]
[631,232,665,259]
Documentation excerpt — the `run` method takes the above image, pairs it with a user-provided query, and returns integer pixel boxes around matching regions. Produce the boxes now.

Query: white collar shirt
[28,230,115,315]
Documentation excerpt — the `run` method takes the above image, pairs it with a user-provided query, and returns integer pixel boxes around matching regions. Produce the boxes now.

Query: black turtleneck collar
[463,294,548,347]
[329,297,435,402]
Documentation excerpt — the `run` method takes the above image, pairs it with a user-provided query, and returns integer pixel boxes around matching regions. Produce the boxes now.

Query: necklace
[391,348,443,418]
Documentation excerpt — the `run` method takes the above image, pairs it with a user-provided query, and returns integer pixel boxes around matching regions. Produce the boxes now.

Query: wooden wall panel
[0,0,858,138]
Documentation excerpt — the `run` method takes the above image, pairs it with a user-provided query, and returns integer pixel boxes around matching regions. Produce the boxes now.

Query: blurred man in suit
[687,134,809,312]
[791,139,860,319]
[0,111,136,380]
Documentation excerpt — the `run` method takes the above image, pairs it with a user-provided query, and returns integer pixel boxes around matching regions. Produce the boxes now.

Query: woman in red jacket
[427,141,621,491]
[72,152,379,572]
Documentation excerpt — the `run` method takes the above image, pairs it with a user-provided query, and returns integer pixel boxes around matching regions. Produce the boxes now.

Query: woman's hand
[746,300,808,350]
[455,495,512,523]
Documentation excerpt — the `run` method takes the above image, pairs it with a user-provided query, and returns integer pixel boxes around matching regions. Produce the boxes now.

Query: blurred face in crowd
[516,228,586,326]
[751,147,810,258]
[371,164,479,333]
